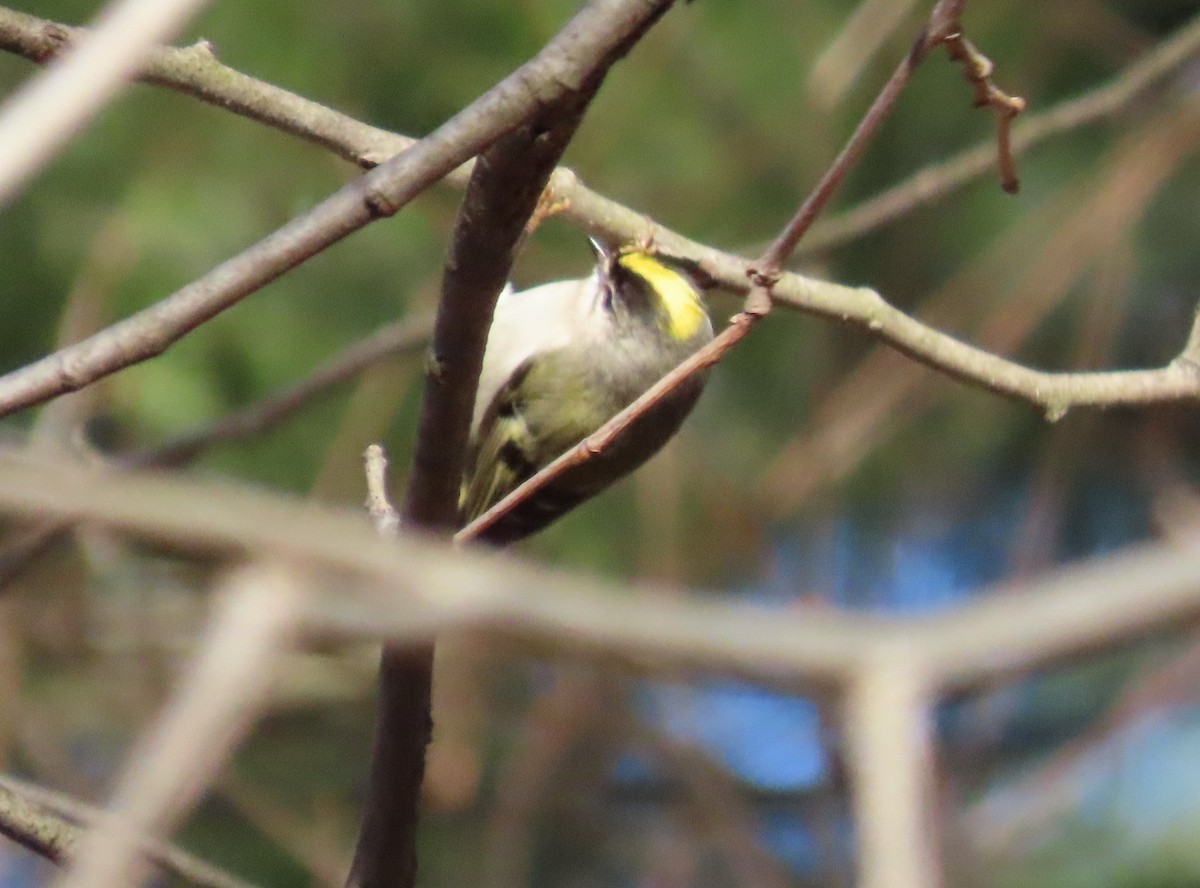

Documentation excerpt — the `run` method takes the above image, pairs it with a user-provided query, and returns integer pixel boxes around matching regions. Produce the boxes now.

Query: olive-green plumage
[460,243,714,544]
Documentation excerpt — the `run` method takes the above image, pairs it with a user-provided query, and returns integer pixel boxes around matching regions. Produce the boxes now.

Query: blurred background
[3,0,1200,886]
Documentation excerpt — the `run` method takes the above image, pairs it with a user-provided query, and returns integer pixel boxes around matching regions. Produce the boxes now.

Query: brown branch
[55,564,306,888]
[759,109,1194,516]
[6,2,1194,260]
[0,774,259,888]
[961,635,1200,856]
[482,669,611,888]
[943,32,1026,193]
[0,7,409,170]
[803,10,1200,252]
[0,6,1196,424]
[349,4,678,888]
[0,0,673,420]
[757,0,963,274]
[125,315,433,469]
[0,317,430,590]
[462,0,960,543]
[7,452,1200,692]
[642,728,796,888]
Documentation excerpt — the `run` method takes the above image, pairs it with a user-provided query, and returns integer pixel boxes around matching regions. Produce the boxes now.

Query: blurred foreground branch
[51,563,306,888]
[0,0,211,206]
[2,453,1200,694]
[0,774,258,888]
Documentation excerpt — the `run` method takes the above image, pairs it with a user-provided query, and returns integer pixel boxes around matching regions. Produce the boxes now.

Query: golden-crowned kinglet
[460,241,714,544]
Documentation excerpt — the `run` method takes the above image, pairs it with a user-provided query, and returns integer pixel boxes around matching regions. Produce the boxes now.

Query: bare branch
[943,32,1026,193]
[0,0,211,206]
[804,10,1200,252]
[0,7,1196,425]
[52,563,307,888]
[757,0,962,275]
[0,0,677,420]
[4,454,1200,694]
[844,655,939,888]
[0,774,259,888]
[0,7,424,170]
[0,316,430,591]
[125,315,433,469]
[464,0,965,542]
[3,4,1196,259]
[0,775,77,865]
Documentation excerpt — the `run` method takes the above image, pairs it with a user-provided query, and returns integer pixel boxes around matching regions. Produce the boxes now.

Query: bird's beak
[588,237,614,263]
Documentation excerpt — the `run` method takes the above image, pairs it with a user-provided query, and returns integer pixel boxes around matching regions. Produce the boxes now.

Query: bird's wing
[460,360,538,523]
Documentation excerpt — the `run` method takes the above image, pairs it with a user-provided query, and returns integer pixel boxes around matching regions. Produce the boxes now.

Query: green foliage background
[3,1,1200,886]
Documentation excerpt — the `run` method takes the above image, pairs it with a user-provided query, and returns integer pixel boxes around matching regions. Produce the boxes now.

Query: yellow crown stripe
[617,252,706,342]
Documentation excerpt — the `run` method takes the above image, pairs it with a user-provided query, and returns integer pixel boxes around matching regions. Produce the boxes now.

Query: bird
[460,240,714,544]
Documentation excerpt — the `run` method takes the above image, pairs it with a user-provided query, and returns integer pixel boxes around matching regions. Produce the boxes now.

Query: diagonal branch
[349,4,679,888]
[5,451,1200,695]
[125,315,434,469]
[462,0,969,543]
[11,4,1193,257]
[53,564,307,888]
[0,0,671,420]
[0,0,211,206]
[0,774,258,888]
[0,315,432,592]
[0,7,1198,423]
[802,10,1200,252]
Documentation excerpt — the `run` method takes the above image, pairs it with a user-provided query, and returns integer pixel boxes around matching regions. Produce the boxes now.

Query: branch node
[1043,401,1069,423]
[184,38,217,59]
[362,184,400,219]
[39,23,72,62]
[943,32,1026,194]
[744,284,774,318]
[524,183,571,237]
[423,349,446,381]
[747,265,781,290]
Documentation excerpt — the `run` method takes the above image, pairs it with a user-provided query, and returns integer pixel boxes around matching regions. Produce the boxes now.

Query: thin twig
[943,32,1026,193]
[961,635,1200,856]
[0,774,259,888]
[125,315,433,469]
[363,444,401,537]
[758,106,1194,515]
[215,774,349,888]
[0,316,431,590]
[803,10,1200,252]
[758,0,963,274]
[642,728,796,888]
[462,0,967,543]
